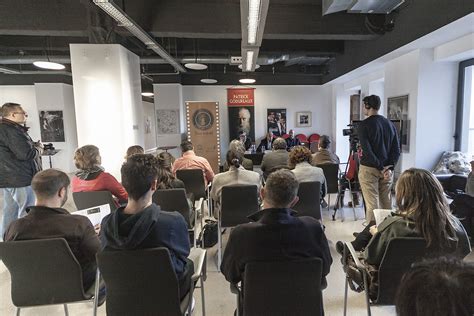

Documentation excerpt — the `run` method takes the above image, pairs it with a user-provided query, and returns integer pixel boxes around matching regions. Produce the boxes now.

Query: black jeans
[178,258,195,300]
[351,221,376,251]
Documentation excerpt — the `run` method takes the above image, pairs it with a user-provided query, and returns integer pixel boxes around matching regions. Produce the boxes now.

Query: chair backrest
[97,247,184,316]
[73,190,117,212]
[243,258,324,316]
[317,164,339,194]
[0,238,88,307]
[376,237,427,304]
[310,142,319,153]
[308,133,320,143]
[176,169,206,199]
[293,181,322,220]
[295,134,308,143]
[282,133,290,139]
[221,185,259,228]
[152,188,192,228]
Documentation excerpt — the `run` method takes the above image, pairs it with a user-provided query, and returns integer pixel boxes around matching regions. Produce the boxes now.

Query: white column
[70,44,143,179]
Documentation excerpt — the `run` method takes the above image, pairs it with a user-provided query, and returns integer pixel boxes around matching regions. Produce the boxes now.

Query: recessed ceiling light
[239,78,256,84]
[33,61,65,70]
[201,78,218,84]
[238,64,260,70]
[141,92,154,97]
[184,63,208,70]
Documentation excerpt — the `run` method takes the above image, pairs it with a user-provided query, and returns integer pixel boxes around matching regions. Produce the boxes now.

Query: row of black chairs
[0,239,207,316]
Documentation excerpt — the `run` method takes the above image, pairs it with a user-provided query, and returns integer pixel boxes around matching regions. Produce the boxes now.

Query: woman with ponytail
[156,152,185,190]
[210,150,261,218]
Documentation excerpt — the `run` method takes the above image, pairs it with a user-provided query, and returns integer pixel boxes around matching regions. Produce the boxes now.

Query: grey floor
[1,187,472,316]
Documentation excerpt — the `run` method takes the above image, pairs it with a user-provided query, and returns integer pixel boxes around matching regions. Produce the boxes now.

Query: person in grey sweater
[260,137,289,179]
[289,146,327,199]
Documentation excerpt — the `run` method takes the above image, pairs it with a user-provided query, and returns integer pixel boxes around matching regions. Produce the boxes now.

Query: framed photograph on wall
[296,111,312,127]
[387,95,410,153]
[267,108,287,136]
[350,94,361,122]
[39,110,65,142]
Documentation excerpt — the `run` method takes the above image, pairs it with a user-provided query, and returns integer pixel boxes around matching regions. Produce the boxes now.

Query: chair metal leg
[363,272,372,316]
[327,194,331,213]
[63,304,69,316]
[344,276,349,316]
[16,307,20,316]
[347,182,357,221]
[217,220,222,272]
[200,275,206,316]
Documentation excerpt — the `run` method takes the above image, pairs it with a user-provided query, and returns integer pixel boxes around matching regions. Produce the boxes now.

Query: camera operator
[357,95,400,222]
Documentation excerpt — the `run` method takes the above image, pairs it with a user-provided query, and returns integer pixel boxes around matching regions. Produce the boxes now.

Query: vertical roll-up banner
[185,101,220,173]
[227,88,255,143]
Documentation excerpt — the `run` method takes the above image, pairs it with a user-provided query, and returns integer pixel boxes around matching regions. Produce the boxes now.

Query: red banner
[227,88,255,106]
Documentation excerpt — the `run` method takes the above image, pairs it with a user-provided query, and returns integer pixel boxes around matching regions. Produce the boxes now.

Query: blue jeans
[1,186,35,239]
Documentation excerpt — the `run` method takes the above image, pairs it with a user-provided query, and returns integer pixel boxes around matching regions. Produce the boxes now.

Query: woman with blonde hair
[222,140,253,171]
[289,145,327,199]
[124,145,144,160]
[72,145,128,203]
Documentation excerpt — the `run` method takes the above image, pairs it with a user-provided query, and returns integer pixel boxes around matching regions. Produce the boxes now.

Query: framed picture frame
[387,95,410,153]
[296,111,311,127]
[267,108,287,136]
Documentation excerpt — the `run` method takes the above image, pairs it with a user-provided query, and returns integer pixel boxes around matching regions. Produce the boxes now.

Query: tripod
[332,143,364,221]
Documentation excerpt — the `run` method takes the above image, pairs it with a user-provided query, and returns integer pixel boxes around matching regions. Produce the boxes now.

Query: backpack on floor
[198,219,218,248]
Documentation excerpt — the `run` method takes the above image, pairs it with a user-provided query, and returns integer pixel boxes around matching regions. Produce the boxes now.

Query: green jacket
[364,214,471,266]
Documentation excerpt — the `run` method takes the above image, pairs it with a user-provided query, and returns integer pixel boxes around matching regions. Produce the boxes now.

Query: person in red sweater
[72,145,128,203]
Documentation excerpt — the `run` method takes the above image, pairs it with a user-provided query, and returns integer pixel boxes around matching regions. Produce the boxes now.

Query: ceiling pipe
[0,55,292,66]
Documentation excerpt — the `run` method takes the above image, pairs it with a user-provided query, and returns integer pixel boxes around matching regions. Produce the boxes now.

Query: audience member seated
[72,145,128,203]
[432,151,471,176]
[100,154,193,299]
[451,159,474,236]
[172,140,215,185]
[256,132,274,153]
[337,168,471,298]
[289,146,327,200]
[220,169,332,287]
[311,135,340,165]
[156,152,185,189]
[124,145,144,160]
[238,131,252,151]
[260,137,289,179]
[211,151,261,218]
[285,129,301,150]
[396,257,474,316]
[223,140,253,171]
[4,169,102,296]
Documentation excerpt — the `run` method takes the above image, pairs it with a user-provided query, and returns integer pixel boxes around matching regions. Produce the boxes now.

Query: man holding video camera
[357,95,400,222]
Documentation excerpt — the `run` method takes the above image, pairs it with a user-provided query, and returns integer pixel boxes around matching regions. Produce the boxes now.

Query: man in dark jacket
[221,169,332,287]
[0,102,42,238]
[260,137,289,179]
[100,154,193,299]
[4,169,101,293]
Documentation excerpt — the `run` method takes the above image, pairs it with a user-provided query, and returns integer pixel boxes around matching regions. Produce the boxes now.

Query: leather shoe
[336,241,345,256]
[352,232,359,238]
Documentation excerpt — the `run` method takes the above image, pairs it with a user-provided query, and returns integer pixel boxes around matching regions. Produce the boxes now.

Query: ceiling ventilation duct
[322,0,404,15]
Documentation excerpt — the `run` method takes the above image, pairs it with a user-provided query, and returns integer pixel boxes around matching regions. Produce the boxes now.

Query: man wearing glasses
[0,102,43,239]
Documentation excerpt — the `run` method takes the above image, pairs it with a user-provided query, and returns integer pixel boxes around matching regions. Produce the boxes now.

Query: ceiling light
[184,63,208,70]
[248,0,262,45]
[201,78,218,84]
[141,92,154,97]
[238,64,260,70]
[33,61,66,70]
[245,51,255,71]
[239,78,256,84]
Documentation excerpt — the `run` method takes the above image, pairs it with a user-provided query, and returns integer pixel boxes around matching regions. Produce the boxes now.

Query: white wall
[0,84,78,173]
[182,85,333,160]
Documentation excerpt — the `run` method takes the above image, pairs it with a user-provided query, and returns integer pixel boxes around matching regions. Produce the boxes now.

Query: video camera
[342,121,361,152]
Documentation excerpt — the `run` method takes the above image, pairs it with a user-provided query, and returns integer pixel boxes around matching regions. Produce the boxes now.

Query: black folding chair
[217,185,259,270]
[342,238,428,316]
[73,191,118,212]
[176,169,212,216]
[232,258,324,316]
[317,164,340,212]
[0,238,99,316]
[97,247,207,316]
[152,188,204,247]
[293,181,322,220]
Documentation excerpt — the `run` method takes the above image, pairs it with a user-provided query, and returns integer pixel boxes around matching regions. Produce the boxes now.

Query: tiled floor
[1,188,471,316]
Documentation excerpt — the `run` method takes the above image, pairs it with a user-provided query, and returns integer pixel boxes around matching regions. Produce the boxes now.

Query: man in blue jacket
[100,154,193,299]
[0,102,42,238]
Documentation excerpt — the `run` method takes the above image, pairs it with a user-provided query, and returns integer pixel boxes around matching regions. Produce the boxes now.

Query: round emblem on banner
[193,109,214,130]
